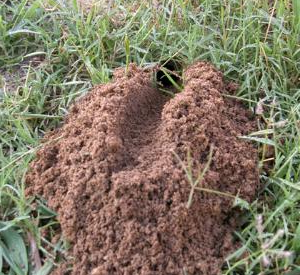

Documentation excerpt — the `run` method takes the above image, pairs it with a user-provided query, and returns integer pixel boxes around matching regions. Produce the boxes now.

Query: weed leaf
[35,261,53,275]
[0,227,28,275]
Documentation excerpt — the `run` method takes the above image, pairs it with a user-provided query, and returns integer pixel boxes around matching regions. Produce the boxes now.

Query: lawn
[0,0,299,274]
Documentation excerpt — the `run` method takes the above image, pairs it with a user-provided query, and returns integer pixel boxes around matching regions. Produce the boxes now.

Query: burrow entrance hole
[156,60,182,90]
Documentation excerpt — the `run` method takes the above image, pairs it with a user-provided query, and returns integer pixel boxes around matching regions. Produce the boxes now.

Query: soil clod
[26,62,259,275]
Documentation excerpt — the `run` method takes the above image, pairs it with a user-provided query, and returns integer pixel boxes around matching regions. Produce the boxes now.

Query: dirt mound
[26,62,259,275]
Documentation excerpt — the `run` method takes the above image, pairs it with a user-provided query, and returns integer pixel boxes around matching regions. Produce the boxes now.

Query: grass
[0,0,299,274]
[173,145,251,212]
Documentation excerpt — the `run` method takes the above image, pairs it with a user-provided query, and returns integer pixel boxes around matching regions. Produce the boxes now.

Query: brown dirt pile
[26,62,259,275]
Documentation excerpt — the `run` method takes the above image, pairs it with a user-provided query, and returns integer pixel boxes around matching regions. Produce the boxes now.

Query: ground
[0,0,299,275]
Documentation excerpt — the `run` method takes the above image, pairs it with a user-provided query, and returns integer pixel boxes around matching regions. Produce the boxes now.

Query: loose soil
[26,62,259,275]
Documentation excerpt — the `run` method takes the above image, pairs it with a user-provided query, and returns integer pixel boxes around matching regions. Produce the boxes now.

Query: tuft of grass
[0,0,299,274]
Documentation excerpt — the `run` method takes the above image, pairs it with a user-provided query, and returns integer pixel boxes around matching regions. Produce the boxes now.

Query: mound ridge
[26,62,259,275]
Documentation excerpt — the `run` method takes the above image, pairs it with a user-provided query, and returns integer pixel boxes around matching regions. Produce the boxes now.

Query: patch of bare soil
[0,66,28,94]
[0,57,43,94]
[26,62,259,275]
